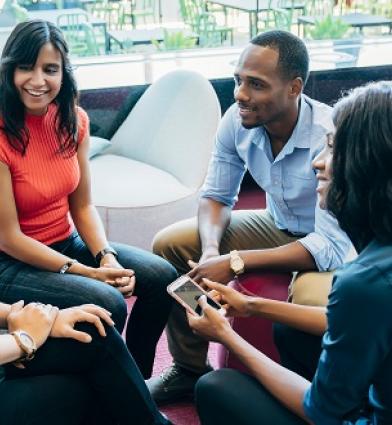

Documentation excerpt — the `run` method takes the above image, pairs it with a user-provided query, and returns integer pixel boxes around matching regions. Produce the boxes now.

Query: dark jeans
[273,322,323,381]
[0,324,170,425]
[195,369,307,425]
[0,231,177,378]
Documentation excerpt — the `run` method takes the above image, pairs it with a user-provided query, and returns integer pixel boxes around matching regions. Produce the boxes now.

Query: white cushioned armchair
[90,70,221,250]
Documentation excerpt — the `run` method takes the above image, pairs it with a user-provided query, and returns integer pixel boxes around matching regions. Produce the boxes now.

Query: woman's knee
[114,243,177,288]
[150,254,178,285]
[87,285,127,330]
[196,369,238,406]
[134,253,177,299]
[196,369,259,425]
[195,370,223,414]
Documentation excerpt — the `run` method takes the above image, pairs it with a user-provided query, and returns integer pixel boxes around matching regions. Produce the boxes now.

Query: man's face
[233,44,295,129]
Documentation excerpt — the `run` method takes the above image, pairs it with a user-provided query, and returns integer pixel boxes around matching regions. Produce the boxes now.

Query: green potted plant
[309,14,350,40]
[309,15,362,68]
[152,29,197,52]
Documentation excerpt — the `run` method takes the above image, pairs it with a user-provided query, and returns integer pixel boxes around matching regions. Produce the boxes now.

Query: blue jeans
[0,231,177,378]
[0,323,170,425]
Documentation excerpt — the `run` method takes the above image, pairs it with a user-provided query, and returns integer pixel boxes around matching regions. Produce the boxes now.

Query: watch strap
[59,259,78,274]
[95,247,118,265]
[10,331,36,361]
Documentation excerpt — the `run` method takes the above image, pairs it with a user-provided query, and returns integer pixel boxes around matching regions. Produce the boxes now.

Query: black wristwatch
[95,247,118,265]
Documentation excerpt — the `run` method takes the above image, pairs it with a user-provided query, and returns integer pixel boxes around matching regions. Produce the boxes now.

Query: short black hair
[327,81,392,251]
[251,30,309,85]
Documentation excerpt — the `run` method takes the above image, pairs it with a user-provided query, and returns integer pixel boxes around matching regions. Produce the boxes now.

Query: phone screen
[172,278,221,315]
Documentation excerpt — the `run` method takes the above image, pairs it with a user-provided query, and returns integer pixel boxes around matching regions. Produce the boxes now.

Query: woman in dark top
[188,81,392,424]
[0,300,171,424]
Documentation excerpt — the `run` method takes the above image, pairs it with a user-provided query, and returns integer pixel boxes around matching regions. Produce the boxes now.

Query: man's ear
[289,77,303,97]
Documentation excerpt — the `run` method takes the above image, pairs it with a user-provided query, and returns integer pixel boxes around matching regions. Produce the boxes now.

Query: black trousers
[0,324,170,425]
[273,322,323,381]
[196,368,307,425]
[196,324,323,425]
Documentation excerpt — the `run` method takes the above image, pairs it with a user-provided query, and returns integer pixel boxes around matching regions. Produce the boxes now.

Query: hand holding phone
[167,275,224,316]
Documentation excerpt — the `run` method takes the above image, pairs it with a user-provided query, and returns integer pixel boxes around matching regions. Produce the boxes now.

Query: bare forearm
[71,204,108,257]
[0,231,85,272]
[0,303,11,327]
[240,241,317,272]
[221,329,312,423]
[198,198,231,252]
[0,231,96,277]
[247,298,327,335]
[0,334,24,365]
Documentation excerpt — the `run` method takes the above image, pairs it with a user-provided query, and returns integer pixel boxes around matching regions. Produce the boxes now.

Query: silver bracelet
[59,259,78,274]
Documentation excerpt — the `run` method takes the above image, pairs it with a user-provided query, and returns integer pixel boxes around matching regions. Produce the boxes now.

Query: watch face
[231,257,243,272]
[19,332,35,351]
[232,258,241,268]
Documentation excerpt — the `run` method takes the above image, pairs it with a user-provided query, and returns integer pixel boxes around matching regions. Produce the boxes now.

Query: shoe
[146,364,205,405]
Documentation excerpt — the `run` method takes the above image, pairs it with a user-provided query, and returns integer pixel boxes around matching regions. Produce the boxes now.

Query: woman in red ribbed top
[0,20,176,381]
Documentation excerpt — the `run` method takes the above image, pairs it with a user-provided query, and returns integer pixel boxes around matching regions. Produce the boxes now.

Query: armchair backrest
[108,70,221,189]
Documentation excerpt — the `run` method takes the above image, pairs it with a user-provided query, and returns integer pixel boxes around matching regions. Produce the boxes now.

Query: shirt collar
[250,94,312,151]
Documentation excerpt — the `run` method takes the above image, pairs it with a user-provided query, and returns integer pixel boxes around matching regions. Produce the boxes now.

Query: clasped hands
[7,300,115,351]
[90,255,135,298]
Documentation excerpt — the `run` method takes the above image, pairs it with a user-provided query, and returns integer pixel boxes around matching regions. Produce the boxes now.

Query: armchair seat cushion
[88,136,111,159]
[90,154,193,208]
[88,70,221,249]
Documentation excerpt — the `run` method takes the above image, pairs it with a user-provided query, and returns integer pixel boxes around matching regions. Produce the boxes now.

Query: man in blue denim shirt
[148,30,351,404]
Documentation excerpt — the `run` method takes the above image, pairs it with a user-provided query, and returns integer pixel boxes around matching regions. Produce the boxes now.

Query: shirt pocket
[283,173,317,212]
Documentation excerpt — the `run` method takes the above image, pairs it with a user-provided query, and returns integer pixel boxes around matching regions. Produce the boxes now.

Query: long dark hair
[0,19,78,155]
[327,81,392,251]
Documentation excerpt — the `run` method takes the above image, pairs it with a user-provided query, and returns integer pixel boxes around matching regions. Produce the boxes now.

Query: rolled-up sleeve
[200,106,247,208]
[298,203,352,271]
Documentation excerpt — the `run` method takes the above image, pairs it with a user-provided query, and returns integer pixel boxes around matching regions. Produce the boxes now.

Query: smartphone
[167,275,223,316]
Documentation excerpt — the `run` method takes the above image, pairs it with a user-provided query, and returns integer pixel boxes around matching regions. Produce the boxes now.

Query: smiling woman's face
[312,133,334,210]
[13,42,63,116]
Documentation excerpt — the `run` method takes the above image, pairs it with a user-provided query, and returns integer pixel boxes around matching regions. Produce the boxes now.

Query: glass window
[1,0,391,89]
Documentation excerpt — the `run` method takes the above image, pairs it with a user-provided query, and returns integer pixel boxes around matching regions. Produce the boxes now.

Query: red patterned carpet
[125,300,219,425]
[141,183,265,424]
[153,332,220,425]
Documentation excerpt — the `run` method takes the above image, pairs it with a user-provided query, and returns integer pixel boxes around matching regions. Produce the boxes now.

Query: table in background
[206,0,305,37]
[108,27,197,50]
[298,12,392,35]
[29,8,109,52]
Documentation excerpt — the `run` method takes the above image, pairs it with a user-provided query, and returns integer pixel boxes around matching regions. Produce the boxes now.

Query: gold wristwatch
[11,330,37,361]
[229,250,245,276]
